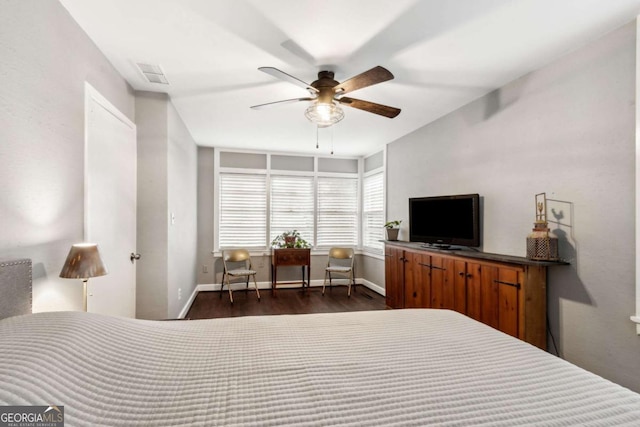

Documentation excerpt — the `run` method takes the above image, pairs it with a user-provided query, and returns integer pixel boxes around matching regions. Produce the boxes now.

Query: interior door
[85,83,137,318]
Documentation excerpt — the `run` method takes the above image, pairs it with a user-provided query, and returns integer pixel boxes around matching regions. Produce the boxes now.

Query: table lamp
[60,243,108,311]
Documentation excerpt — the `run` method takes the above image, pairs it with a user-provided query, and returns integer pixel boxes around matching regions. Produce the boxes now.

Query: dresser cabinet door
[496,267,521,338]
[405,251,429,308]
[384,246,405,308]
[466,262,521,339]
[452,260,467,314]
[465,262,483,322]
[426,255,454,309]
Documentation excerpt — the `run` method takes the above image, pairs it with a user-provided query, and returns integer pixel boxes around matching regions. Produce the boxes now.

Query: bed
[1,260,639,426]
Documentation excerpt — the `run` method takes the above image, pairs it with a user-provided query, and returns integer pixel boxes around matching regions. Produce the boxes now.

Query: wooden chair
[322,247,355,297]
[221,249,260,304]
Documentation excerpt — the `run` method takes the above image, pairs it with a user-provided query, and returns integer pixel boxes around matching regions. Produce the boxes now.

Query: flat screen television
[409,194,480,248]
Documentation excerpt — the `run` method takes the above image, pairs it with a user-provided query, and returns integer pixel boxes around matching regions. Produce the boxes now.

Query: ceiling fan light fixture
[305,102,344,127]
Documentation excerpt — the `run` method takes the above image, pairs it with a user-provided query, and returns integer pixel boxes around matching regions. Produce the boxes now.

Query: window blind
[219,173,267,248]
[363,172,384,253]
[270,175,315,245]
[317,176,358,247]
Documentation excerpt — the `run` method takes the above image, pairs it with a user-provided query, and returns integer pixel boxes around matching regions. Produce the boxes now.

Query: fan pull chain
[330,126,334,155]
[315,125,335,154]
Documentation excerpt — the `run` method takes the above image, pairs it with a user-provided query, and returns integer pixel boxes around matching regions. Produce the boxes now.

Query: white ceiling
[59,0,640,157]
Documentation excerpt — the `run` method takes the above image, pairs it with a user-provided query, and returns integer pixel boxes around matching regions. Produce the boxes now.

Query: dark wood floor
[186,285,386,319]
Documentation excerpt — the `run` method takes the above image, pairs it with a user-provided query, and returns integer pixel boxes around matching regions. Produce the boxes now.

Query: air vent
[136,63,169,85]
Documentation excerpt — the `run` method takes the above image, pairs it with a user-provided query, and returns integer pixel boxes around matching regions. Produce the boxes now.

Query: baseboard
[360,279,386,297]
[178,286,199,319]
[197,281,302,292]
[196,278,383,292]
[183,278,385,317]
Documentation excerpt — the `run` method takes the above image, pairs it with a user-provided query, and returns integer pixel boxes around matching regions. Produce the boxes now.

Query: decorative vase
[284,236,296,247]
[386,228,399,241]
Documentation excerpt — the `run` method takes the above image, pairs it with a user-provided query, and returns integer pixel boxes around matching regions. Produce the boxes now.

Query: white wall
[0,1,134,311]
[386,21,639,391]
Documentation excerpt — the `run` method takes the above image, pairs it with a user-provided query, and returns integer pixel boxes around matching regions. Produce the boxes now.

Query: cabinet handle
[466,274,473,278]
[458,271,465,277]
[494,280,521,289]
[417,263,446,271]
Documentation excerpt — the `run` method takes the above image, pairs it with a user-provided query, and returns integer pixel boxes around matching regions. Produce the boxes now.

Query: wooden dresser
[385,242,567,350]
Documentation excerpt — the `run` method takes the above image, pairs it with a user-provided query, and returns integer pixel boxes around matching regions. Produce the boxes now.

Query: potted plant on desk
[384,220,402,241]
[271,230,311,248]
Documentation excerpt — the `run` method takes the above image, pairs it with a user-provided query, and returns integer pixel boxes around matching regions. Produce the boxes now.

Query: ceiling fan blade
[250,97,314,110]
[258,67,319,94]
[337,97,401,118]
[333,66,394,95]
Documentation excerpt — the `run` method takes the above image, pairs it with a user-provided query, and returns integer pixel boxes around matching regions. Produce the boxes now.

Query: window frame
[362,169,385,255]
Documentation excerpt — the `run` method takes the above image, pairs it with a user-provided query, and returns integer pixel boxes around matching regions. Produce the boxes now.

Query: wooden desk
[271,248,311,295]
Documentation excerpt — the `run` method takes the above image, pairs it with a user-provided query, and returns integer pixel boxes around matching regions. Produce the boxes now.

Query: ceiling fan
[250,66,401,127]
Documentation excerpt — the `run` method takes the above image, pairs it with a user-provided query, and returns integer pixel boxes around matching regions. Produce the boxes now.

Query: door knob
[130,252,141,263]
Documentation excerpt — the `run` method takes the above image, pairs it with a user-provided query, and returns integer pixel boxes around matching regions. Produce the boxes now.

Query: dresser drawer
[272,248,311,265]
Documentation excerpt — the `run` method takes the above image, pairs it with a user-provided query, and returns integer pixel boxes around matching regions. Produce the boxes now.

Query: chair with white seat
[322,247,355,297]
[221,249,260,304]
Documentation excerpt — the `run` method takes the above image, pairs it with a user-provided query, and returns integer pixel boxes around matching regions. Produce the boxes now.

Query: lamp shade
[59,243,108,279]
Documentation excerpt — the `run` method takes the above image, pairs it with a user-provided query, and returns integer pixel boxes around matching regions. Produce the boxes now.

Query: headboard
[0,259,32,320]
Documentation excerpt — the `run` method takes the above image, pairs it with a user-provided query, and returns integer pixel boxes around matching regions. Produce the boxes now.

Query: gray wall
[358,254,385,289]
[167,102,198,317]
[136,93,169,319]
[197,147,215,284]
[136,92,198,319]
[0,1,135,311]
[361,150,385,287]
[386,22,639,391]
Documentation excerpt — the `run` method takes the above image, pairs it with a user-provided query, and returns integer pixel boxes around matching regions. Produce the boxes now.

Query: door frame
[83,82,137,315]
